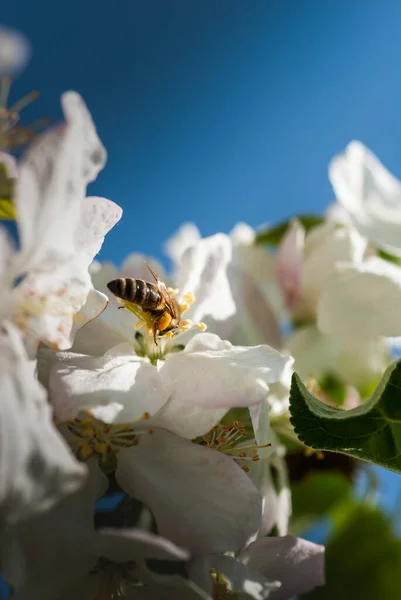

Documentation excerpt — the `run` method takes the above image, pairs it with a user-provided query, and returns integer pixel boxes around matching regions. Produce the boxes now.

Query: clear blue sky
[2,0,401,529]
[4,0,401,266]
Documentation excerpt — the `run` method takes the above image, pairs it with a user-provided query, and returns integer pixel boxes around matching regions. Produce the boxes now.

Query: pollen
[196,322,207,332]
[179,319,192,332]
[67,415,141,461]
[183,291,195,304]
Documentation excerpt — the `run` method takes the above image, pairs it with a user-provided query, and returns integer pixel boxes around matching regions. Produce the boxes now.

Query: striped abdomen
[107,278,163,310]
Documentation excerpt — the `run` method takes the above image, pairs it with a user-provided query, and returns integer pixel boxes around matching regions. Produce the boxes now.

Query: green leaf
[378,249,401,266]
[318,373,347,406]
[289,360,401,473]
[303,503,401,600]
[289,472,352,535]
[255,214,324,246]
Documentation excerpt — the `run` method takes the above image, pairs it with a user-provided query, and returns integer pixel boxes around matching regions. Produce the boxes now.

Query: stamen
[196,322,207,332]
[183,291,195,304]
[179,303,189,314]
[167,287,179,295]
[135,321,145,330]
[179,319,192,332]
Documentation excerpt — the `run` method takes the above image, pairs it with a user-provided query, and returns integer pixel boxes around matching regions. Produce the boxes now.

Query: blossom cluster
[2,25,401,600]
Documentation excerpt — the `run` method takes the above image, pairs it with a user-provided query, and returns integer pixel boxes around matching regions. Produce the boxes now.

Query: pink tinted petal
[276,220,305,311]
[241,536,325,600]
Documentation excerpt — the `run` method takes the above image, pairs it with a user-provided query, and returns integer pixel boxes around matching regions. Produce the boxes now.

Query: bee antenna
[144,261,159,282]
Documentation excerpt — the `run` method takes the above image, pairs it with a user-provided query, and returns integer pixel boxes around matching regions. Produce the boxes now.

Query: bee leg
[153,328,159,347]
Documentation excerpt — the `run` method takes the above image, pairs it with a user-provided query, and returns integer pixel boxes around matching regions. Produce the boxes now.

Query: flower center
[66,413,152,465]
[211,570,240,600]
[193,421,271,473]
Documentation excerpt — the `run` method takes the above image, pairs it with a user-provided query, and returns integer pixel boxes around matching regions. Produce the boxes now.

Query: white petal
[0,26,30,76]
[3,458,107,600]
[176,233,236,322]
[329,140,401,255]
[225,264,282,349]
[164,222,201,264]
[287,324,387,391]
[160,333,294,408]
[301,223,367,317]
[49,344,168,423]
[0,324,86,524]
[276,219,305,311]
[317,257,401,339]
[120,253,171,285]
[144,398,228,439]
[240,536,325,600]
[230,222,257,245]
[15,92,106,273]
[92,528,189,562]
[71,295,131,356]
[116,429,262,554]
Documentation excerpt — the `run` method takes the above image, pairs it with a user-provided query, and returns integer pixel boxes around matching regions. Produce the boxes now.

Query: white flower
[0,92,122,354]
[165,222,281,348]
[2,457,189,599]
[190,535,325,600]
[329,140,401,256]
[276,220,396,390]
[0,323,86,528]
[276,220,367,321]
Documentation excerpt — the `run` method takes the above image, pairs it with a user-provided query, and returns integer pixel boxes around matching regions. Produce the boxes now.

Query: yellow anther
[316,451,325,460]
[142,412,150,420]
[179,303,189,314]
[196,322,207,332]
[179,319,192,332]
[81,427,95,438]
[166,331,174,339]
[79,418,94,427]
[147,428,153,435]
[122,424,132,432]
[95,442,107,455]
[183,291,195,304]
[78,440,92,459]
[167,287,179,295]
[135,320,146,330]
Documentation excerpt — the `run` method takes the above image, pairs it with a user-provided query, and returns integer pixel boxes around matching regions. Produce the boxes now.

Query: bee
[107,263,181,345]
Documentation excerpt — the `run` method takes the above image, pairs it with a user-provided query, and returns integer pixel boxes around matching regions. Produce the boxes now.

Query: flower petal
[276,219,305,311]
[116,429,262,554]
[144,398,228,439]
[164,222,201,265]
[225,264,282,349]
[287,324,387,391]
[191,554,280,600]
[317,257,401,339]
[329,140,401,255]
[160,333,294,408]
[0,324,86,525]
[240,536,325,600]
[176,233,236,323]
[15,92,106,273]
[301,223,367,318]
[49,344,168,423]
[92,528,189,562]
[131,564,213,600]
[2,458,107,600]
[120,253,170,285]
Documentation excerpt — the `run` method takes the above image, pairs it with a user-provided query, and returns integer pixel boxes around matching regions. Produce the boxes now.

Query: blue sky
[4,0,401,266]
[2,0,401,524]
